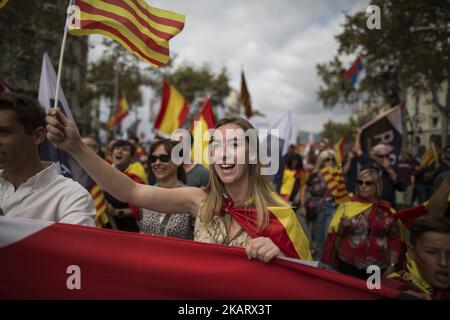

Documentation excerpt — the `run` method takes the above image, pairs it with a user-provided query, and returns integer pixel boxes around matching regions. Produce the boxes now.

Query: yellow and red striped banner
[190,97,215,167]
[320,166,349,204]
[88,183,109,227]
[154,81,189,136]
[107,95,129,129]
[69,0,185,67]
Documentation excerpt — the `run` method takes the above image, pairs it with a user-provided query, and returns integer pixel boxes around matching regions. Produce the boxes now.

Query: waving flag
[107,95,129,129]
[69,0,185,67]
[240,70,253,118]
[154,81,189,137]
[320,166,350,204]
[0,216,401,299]
[344,56,365,88]
[190,97,215,167]
[38,52,90,188]
[360,105,403,166]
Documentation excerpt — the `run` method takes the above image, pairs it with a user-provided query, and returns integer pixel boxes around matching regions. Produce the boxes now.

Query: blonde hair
[315,150,336,171]
[355,169,382,198]
[199,117,284,230]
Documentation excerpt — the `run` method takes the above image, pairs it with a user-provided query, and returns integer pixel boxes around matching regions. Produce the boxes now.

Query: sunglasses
[357,180,374,187]
[325,157,335,162]
[376,154,390,159]
[150,154,171,163]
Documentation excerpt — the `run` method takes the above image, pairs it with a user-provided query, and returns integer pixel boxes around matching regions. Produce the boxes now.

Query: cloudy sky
[92,0,370,140]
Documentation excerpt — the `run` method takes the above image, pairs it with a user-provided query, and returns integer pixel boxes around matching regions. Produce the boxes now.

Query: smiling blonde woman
[46,109,311,263]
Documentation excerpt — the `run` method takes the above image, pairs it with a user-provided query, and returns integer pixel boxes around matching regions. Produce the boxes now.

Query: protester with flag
[46,110,312,262]
[138,139,194,240]
[105,140,148,232]
[322,169,401,279]
[0,93,95,225]
[301,150,338,259]
[384,215,450,300]
[358,143,407,208]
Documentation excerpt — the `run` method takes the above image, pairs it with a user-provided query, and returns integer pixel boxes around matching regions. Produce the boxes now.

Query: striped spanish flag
[107,95,129,130]
[221,195,312,260]
[69,0,185,67]
[320,166,349,204]
[0,0,10,10]
[154,81,189,136]
[190,97,215,167]
[88,183,109,227]
[334,137,345,165]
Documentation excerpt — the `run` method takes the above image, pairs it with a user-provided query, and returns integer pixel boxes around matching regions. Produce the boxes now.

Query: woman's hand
[245,237,285,263]
[46,108,82,155]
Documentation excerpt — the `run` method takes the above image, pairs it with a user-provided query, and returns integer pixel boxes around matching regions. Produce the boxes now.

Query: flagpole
[53,0,75,109]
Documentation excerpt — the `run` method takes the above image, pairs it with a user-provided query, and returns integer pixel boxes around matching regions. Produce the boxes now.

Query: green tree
[316,0,450,145]
[320,118,358,145]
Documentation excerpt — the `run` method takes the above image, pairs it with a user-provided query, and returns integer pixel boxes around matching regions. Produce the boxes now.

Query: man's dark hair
[112,140,136,157]
[0,92,46,134]
[410,216,450,246]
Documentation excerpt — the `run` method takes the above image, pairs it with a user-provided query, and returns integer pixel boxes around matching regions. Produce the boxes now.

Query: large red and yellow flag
[0,0,10,10]
[190,97,215,167]
[69,0,185,67]
[240,70,253,118]
[154,81,189,136]
[334,137,345,165]
[107,95,129,129]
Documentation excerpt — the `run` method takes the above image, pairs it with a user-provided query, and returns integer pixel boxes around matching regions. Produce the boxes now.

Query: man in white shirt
[0,92,95,225]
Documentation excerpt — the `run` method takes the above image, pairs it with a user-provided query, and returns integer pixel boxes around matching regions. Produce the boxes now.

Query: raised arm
[46,108,204,215]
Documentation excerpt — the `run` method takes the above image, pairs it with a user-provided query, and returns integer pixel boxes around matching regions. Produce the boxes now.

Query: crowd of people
[0,92,449,299]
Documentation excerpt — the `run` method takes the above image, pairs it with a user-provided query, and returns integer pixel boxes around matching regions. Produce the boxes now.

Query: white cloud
[90,0,370,139]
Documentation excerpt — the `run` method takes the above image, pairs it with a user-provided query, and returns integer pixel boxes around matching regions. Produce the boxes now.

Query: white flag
[38,52,89,187]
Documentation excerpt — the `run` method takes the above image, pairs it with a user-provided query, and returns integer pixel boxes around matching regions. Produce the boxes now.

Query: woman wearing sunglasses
[322,169,402,279]
[46,109,311,263]
[137,139,194,240]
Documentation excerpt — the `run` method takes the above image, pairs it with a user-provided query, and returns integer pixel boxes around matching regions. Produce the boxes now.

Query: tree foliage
[317,0,450,144]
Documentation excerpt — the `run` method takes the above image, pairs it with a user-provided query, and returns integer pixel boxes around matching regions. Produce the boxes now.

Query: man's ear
[33,127,47,145]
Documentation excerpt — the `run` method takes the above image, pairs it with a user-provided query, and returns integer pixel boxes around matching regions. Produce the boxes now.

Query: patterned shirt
[138,209,194,240]
[194,214,251,248]
[337,206,401,269]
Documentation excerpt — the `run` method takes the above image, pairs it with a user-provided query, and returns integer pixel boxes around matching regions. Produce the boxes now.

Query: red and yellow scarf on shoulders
[321,196,394,266]
[220,195,312,261]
